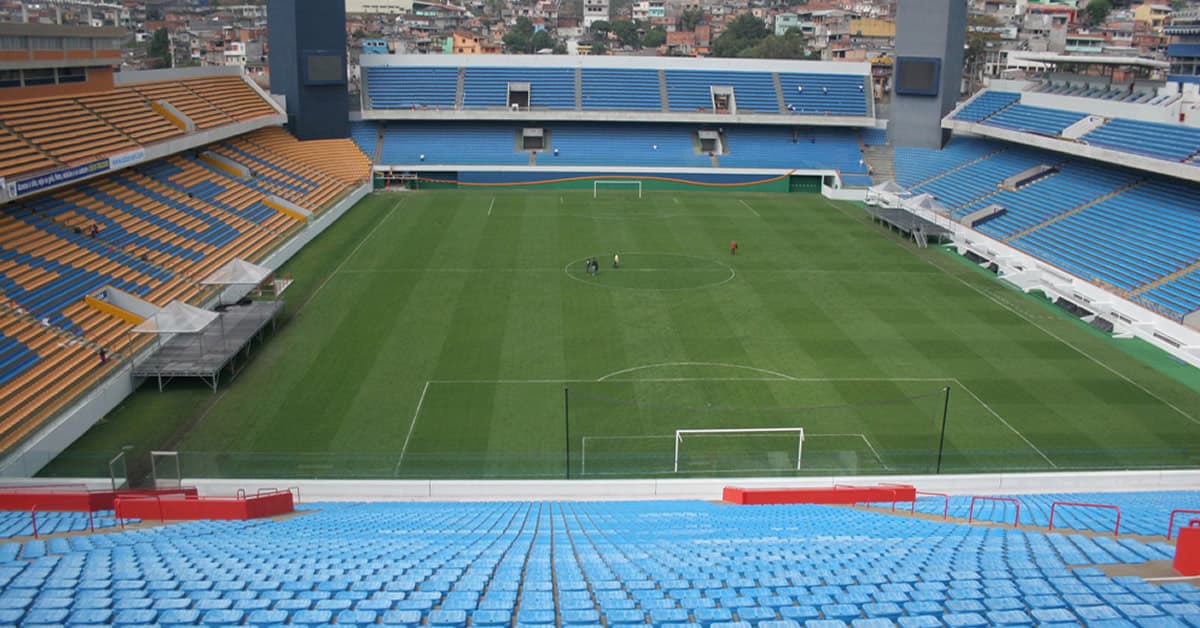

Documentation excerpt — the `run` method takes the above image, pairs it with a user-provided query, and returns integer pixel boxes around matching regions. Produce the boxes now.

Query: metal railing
[968,495,1021,528]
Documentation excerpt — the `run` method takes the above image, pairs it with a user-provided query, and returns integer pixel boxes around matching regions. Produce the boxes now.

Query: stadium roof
[1010,52,1169,69]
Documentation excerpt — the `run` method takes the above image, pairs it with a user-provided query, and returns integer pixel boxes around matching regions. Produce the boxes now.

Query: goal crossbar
[673,427,805,473]
[593,180,643,199]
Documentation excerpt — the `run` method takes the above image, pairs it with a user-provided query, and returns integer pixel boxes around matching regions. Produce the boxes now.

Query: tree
[712,13,768,57]
[553,41,568,54]
[738,28,810,58]
[530,29,555,52]
[611,19,641,47]
[503,17,536,52]
[680,7,704,31]
[1172,0,1188,11]
[590,19,612,38]
[1084,0,1112,26]
[643,25,667,47]
[589,40,609,55]
[965,13,1002,93]
[146,27,171,69]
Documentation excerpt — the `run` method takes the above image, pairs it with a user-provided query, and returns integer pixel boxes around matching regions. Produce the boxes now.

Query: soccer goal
[593,180,643,199]
[674,427,804,473]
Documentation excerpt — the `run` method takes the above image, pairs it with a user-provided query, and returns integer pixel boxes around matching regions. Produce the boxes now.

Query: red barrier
[115,491,294,521]
[723,484,916,505]
[1175,520,1200,576]
[912,491,950,520]
[1049,501,1121,537]
[0,487,197,512]
[1167,509,1200,540]
[968,496,1021,527]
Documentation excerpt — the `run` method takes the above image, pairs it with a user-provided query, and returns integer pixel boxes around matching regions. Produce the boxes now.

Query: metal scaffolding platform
[132,300,283,392]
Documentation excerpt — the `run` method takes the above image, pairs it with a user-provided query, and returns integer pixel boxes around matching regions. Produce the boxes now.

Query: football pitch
[44,189,1200,480]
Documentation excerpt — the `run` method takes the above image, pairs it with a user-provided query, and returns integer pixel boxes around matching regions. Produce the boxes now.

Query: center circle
[565,253,735,291]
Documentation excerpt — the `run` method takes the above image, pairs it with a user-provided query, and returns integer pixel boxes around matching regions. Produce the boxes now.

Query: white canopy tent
[866,180,912,207]
[199,259,272,287]
[131,301,218,335]
[902,193,950,215]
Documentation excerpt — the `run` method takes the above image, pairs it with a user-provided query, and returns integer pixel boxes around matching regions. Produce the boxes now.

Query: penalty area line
[739,199,761,217]
[487,196,495,216]
[394,381,430,477]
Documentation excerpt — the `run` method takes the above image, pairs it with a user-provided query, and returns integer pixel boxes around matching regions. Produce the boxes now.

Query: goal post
[674,427,804,473]
[593,180,643,199]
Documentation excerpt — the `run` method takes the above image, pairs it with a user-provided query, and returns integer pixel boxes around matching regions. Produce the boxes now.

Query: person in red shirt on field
[730,240,738,256]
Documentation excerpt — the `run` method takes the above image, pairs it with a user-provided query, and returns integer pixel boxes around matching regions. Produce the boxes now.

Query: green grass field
[43,189,1200,480]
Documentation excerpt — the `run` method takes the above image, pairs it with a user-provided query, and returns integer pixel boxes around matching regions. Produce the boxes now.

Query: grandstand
[0,29,372,473]
[0,13,1193,625]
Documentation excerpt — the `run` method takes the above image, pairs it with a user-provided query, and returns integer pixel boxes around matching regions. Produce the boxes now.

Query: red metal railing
[968,496,1021,527]
[1167,509,1200,539]
[1048,501,1121,537]
[30,502,93,539]
[912,491,950,520]
[838,483,914,511]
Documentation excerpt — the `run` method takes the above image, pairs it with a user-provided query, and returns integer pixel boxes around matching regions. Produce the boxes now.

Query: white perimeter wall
[18,469,1198,502]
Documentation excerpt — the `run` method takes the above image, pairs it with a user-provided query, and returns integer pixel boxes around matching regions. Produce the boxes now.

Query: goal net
[568,382,948,478]
[593,180,643,199]
[675,427,804,473]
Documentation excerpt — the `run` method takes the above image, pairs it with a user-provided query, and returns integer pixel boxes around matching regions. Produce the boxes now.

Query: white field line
[394,381,430,476]
[952,377,1056,468]
[739,199,761,217]
[417,368,1047,467]
[295,197,404,318]
[335,268,935,275]
[487,196,495,216]
[821,195,1200,428]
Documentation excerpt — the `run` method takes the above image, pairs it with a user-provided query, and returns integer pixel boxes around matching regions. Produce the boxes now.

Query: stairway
[1131,256,1200,296]
[1005,179,1146,242]
[374,124,384,163]
[772,73,786,114]
[861,143,894,184]
[575,67,583,111]
[455,68,465,109]
[658,70,670,112]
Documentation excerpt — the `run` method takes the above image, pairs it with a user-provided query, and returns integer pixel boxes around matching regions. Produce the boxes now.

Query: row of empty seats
[983,104,1087,137]
[1034,82,1167,104]
[897,136,1200,317]
[365,65,870,116]
[953,89,1200,166]
[0,75,279,182]
[0,500,1194,627]
[360,121,869,173]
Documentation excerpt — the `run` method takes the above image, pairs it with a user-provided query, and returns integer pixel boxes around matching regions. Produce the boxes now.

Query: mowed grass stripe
[41,190,1200,479]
